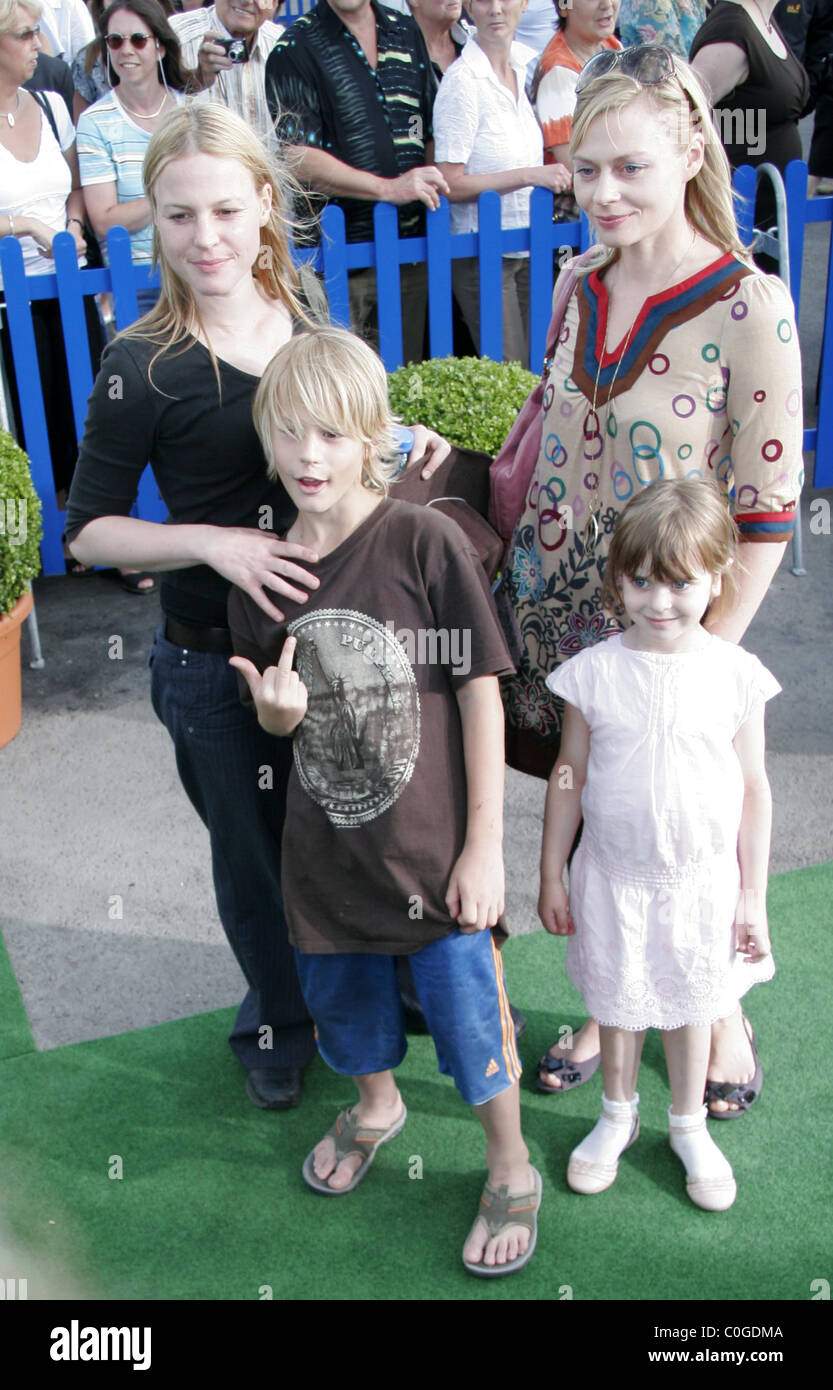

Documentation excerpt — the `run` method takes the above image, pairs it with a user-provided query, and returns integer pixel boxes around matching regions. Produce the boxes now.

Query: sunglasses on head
[575,44,676,96]
[106,31,156,50]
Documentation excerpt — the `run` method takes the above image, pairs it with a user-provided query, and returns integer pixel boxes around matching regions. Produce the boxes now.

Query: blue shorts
[295,929,522,1106]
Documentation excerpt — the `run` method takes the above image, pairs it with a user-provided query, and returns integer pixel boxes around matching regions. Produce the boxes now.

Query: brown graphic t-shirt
[228,499,514,954]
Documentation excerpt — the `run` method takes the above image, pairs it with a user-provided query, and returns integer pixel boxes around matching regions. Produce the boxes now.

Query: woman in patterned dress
[497,45,803,1111]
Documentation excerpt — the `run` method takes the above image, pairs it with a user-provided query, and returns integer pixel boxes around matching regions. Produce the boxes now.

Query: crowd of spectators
[0,5,814,1236]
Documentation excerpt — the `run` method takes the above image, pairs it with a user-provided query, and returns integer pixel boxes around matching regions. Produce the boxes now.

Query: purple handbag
[489,249,596,544]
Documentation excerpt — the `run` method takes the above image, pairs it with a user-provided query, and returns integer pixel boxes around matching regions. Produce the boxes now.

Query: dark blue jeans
[149,627,315,1071]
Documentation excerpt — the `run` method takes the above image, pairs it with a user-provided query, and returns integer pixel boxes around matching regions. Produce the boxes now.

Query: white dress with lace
[546,633,780,1030]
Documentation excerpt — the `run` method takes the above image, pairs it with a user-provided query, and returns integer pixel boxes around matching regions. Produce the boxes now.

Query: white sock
[668,1106,734,1182]
[571,1092,639,1169]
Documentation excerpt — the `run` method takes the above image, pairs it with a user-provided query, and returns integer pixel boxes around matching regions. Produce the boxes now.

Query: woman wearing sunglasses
[495,45,802,1119]
[77,0,188,313]
[0,0,106,515]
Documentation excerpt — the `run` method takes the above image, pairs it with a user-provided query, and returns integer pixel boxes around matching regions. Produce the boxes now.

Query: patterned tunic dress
[500,251,803,766]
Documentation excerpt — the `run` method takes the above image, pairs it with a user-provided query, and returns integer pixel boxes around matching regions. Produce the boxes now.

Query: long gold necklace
[582,233,697,553]
[116,89,169,120]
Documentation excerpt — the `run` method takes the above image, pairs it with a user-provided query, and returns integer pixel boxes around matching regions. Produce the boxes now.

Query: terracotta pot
[0,587,33,748]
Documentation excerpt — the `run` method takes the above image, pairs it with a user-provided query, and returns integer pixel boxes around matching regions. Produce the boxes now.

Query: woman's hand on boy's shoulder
[446,841,504,933]
[406,425,452,480]
[229,636,308,737]
[200,526,320,623]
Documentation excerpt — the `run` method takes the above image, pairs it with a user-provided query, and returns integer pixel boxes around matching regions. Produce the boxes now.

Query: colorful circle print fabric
[501,253,803,751]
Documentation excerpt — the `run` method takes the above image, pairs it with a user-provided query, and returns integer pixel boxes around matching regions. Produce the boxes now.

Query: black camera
[216,37,249,63]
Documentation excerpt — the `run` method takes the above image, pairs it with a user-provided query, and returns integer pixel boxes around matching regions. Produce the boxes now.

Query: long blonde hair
[569,57,753,275]
[122,103,319,386]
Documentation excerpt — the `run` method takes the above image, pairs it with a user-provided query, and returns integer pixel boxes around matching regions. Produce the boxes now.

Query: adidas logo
[485,1058,499,1078]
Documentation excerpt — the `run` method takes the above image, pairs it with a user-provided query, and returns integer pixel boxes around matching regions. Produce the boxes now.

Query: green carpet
[1,864,830,1301]
[0,920,35,1062]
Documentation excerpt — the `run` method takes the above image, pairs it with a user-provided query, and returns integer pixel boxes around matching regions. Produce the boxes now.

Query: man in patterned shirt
[266,0,448,362]
[171,0,285,151]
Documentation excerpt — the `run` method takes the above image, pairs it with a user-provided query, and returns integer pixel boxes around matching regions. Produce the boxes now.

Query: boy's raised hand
[229,635,308,737]
[446,843,504,933]
[538,877,576,937]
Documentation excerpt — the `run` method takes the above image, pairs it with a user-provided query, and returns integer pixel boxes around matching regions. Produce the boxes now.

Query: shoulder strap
[31,89,61,146]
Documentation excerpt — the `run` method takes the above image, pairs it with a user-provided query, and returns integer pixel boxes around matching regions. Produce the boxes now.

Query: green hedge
[388,356,537,456]
[0,430,43,616]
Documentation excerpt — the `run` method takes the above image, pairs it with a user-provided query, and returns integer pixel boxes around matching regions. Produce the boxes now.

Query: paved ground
[1,215,831,1055]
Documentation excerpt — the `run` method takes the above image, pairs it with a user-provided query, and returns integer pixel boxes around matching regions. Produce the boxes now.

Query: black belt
[164,617,233,653]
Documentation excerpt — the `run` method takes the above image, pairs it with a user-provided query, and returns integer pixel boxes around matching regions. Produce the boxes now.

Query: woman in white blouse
[0,0,101,512]
[433,0,571,364]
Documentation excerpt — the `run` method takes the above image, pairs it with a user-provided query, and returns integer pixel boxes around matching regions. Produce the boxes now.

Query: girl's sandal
[463,1166,542,1278]
[301,1103,407,1195]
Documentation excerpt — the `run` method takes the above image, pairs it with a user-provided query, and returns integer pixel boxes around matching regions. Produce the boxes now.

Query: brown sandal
[463,1166,542,1277]
[301,1103,407,1195]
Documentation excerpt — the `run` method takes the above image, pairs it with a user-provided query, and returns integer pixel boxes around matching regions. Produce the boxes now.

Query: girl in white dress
[538,478,779,1211]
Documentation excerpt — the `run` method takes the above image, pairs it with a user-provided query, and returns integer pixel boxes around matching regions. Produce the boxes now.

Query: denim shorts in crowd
[295,927,522,1106]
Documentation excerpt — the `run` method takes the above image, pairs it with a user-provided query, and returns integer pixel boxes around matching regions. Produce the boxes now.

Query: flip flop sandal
[704,1022,763,1120]
[536,1048,601,1094]
[463,1166,542,1278]
[301,1103,407,1195]
[119,570,156,595]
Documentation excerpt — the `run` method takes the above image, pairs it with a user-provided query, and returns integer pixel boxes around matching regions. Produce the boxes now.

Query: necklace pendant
[583,510,600,555]
[7,113,14,128]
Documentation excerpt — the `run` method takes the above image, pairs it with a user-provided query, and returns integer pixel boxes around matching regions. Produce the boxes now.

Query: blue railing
[1,162,829,579]
[277,0,317,16]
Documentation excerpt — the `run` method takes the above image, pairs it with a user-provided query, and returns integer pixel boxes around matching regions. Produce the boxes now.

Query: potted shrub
[388,355,537,455]
[0,428,42,746]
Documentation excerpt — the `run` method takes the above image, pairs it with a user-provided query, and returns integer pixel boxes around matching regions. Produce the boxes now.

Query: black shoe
[246,1067,303,1110]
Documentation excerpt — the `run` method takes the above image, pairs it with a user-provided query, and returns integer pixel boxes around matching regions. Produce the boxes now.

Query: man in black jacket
[266,0,448,363]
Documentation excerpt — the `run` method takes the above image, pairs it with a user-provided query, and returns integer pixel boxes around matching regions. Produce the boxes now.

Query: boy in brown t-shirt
[228,328,541,1278]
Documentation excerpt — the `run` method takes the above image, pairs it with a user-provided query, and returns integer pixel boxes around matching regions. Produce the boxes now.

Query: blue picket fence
[0,162,829,578]
[277,0,316,16]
